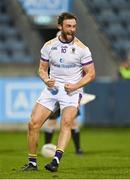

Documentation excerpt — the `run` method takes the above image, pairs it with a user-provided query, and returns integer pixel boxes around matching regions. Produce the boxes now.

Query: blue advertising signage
[0,77,44,123]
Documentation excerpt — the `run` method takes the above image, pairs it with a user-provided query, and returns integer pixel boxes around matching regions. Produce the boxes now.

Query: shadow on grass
[0,148,26,154]
[86,149,121,155]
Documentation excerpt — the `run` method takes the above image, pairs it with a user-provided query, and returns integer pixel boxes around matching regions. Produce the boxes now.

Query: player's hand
[64,83,77,93]
[44,78,55,88]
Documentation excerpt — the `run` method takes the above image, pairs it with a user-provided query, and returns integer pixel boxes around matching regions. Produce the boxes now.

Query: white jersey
[40,36,93,85]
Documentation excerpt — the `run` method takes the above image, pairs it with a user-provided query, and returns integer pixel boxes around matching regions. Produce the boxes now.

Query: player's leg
[22,103,52,171]
[71,117,83,155]
[45,106,77,172]
[57,106,77,150]
[43,107,60,144]
[70,92,96,154]
[44,118,57,144]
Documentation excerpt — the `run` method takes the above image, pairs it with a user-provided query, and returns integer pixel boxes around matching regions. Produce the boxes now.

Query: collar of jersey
[58,36,74,44]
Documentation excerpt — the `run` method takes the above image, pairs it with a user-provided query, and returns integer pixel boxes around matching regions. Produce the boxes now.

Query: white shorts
[37,84,82,112]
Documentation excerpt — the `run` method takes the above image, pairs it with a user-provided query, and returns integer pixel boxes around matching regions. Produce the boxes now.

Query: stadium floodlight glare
[34,15,55,25]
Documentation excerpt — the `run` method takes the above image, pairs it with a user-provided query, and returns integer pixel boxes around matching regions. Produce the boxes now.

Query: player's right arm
[39,60,49,83]
[39,41,55,88]
[39,60,55,88]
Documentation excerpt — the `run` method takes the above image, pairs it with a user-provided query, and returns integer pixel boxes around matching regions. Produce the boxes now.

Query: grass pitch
[0,127,130,179]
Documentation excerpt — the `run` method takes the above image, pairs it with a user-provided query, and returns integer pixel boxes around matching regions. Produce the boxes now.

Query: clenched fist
[64,83,77,93]
[44,78,55,88]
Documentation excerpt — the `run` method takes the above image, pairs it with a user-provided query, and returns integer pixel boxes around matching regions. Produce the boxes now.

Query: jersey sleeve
[81,47,93,66]
[40,43,49,61]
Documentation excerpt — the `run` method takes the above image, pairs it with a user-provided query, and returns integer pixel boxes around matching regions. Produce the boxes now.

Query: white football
[41,143,56,158]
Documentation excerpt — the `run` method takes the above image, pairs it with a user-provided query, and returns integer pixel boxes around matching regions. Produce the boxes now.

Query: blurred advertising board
[0,77,84,124]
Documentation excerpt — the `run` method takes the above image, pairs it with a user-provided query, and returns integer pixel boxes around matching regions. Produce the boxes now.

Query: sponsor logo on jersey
[52,61,77,68]
[72,48,75,53]
[51,47,57,50]
[59,58,64,63]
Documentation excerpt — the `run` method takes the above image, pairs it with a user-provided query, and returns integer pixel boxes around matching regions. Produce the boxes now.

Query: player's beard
[61,31,75,43]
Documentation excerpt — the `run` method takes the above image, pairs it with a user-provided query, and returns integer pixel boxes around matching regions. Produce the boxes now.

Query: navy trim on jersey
[82,60,93,66]
[58,36,74,44]
[40,57,49,62]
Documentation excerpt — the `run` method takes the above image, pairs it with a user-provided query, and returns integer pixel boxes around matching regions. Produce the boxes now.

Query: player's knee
[62,118,72,129]
[28,119,40,131]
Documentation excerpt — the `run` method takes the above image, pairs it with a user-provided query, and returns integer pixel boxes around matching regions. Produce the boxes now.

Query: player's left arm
[76,63,96,88]
[64,63,95,93]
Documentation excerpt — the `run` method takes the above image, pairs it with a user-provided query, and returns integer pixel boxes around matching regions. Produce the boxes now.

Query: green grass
[0,128,130,179]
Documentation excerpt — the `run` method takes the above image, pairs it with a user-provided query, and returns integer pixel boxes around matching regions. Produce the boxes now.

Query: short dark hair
[57,12,77,25]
